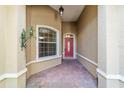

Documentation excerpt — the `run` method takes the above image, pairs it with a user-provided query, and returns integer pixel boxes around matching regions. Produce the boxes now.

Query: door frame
[63,33,76,59]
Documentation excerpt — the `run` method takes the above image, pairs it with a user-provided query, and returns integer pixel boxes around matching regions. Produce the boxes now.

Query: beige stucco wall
[26,5,62,79]
[62,22,77,35]
[27,58,61,78]
[26,5,62,61]
[77,5,98,77]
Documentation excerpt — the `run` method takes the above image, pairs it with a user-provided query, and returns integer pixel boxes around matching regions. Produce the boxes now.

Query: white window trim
[63,33,76,59]
[36,25,60,62]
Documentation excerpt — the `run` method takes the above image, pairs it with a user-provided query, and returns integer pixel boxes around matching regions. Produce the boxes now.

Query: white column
[0,5,26,88]
[98,5,124,88]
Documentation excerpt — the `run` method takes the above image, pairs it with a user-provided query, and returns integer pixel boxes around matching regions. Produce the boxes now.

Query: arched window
[36,25,59,61]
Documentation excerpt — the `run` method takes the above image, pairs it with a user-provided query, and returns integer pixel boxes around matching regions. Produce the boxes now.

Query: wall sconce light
[21,26,34,50]
[59,5,64,16]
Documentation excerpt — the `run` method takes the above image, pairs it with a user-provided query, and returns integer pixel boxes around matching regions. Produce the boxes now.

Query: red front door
[64,37,73,58]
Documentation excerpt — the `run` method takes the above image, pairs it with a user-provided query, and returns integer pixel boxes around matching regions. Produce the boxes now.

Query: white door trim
[63,33,76,59]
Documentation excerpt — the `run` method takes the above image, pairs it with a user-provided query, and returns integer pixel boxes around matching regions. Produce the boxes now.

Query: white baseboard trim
[26,55,62,66]
[77,53,98,66]
[26,60,35,66]
[97,68,124,82]
[0,68,27,81]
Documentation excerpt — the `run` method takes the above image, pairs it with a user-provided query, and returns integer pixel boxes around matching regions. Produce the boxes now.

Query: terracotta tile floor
[26,59,97,88]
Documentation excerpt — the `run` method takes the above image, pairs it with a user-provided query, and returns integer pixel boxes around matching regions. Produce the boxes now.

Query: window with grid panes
[38,27,56,58]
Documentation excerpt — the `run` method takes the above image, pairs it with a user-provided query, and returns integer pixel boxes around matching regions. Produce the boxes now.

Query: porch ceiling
[49,5,85,22]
